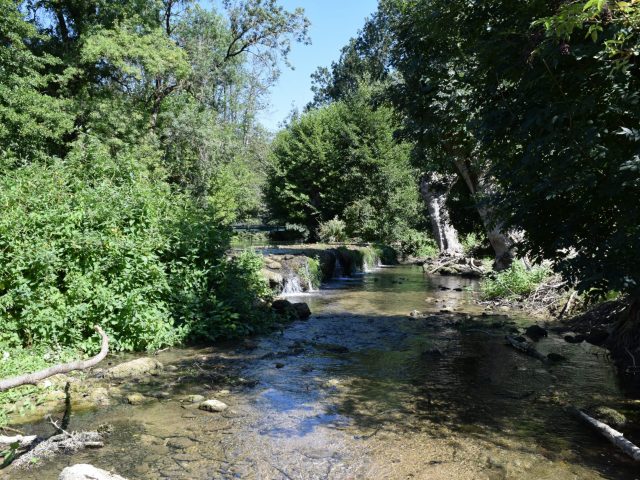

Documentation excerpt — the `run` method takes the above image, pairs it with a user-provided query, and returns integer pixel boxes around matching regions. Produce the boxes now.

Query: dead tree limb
[505,335,548,362]
[569,407,640,461]
[0,326,109,392]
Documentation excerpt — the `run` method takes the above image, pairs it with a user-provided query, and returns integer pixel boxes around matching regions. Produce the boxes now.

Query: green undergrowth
[481,262,552,300]
[300,257,322,289]
[0,344,79,428]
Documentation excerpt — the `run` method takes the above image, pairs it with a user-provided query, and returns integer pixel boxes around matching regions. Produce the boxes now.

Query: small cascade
[281,275,304,295]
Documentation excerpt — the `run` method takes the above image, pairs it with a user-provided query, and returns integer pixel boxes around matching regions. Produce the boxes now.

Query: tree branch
[0,326,109,392]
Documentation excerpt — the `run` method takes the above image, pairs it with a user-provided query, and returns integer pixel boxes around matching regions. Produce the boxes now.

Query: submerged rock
[105,358,163,379]
[564,334,585,344]
[525,325,548,341]
[547,353,567,362]
[184,394,205,403]
[59,464,127,480]
[126,393,148,405]
[199,399,228,412]
[293,302,312,320]
[586,328,609,346]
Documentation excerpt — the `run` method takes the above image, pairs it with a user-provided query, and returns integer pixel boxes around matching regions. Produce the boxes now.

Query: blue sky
[259,0,379,131]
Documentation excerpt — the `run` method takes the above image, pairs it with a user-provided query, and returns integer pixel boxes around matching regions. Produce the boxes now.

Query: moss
[307,258,322,289]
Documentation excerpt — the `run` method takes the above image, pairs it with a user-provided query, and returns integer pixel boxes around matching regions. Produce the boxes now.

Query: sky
[258,0,379,131]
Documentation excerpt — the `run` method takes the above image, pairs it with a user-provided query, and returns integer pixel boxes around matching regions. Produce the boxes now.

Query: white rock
[198,399,228,412]
[59,464,127,480]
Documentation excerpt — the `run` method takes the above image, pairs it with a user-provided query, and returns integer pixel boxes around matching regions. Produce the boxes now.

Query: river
[11,265,639,479]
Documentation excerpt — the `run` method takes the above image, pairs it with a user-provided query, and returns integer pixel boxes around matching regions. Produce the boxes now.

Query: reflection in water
[11,266,639,480]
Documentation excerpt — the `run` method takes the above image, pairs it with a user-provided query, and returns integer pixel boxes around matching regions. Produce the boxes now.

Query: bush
[317,217,348,243]
[481,262,551,300]
[396,229,438,259]
[184,250,274,341]
[461,232,483,255]
[0,143,274,353]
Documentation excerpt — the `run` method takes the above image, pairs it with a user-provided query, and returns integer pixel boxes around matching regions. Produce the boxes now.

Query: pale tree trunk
[420,172,463,256]
[453,158,520,270]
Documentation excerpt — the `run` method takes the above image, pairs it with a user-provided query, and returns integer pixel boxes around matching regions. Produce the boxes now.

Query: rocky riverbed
[4,265,640,479]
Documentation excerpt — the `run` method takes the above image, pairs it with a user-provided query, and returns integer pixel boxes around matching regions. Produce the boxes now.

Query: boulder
[525,325,548,341]
[262,269,284,289]
[586,328,609,346]
[265,260,283,270]
[293,302,311,320]
[105,358,163,380]
[198,399,228,412]
[59,464,127,480]
[271,299,294,314]
[126,393,148,405]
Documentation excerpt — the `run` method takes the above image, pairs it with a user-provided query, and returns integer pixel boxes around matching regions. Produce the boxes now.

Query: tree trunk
[453,158,518,270]
[420,172,463,256]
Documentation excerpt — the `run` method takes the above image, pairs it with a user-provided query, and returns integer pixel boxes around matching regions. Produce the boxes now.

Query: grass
[0,344,78,427]
[481,262,552,300]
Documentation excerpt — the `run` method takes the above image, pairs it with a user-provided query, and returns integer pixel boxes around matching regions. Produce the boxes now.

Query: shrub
[184,250,274,341]
[0,143,274,353]
[396,229,438,259]
[481,262,551,300]
[461,232,483,255]
[317,217,348,243]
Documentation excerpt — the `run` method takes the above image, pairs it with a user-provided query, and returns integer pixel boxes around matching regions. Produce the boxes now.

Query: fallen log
[505,335,548,362]
[0,326,109,392]
[568,407,640,462]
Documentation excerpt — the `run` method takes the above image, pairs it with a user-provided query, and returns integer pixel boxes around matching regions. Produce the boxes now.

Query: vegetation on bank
[2,0,640,414]
[0,0,309,358]
[481,263,553,301]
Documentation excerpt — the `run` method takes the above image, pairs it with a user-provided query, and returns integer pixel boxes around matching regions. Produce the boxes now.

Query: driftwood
[0,326,109,392]
[10,431,104,470]
[0,435,37,449]
[558,290,577,319]
[505,335,548,362]
[569,407,640,462]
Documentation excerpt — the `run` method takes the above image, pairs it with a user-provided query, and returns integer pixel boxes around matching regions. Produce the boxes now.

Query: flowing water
[9,266,640,479]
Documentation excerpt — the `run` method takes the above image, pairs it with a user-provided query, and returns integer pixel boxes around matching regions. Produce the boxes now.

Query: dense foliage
[0,0,308,353]
[266,84,423,246]
[380,0,640,300]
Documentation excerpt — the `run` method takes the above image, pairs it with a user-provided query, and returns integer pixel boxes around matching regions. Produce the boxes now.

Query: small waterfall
[282,275,303,295]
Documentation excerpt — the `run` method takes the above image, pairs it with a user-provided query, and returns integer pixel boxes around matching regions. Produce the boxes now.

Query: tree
[267,83,420,243]
[384,0,542,268]
[0,0,73,166]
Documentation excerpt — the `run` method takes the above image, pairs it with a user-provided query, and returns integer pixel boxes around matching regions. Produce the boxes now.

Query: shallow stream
[9,266,640,479]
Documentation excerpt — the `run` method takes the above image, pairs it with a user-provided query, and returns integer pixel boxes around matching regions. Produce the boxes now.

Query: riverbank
[2,265,639,479]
